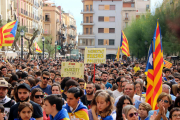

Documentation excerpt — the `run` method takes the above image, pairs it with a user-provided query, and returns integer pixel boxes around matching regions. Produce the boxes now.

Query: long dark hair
[174,96,180,107]
[67,87,84,98]
[116,95,133,120]
[30,88,44,106]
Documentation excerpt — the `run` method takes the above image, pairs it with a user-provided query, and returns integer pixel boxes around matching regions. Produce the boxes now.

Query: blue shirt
[148,109,169,120]
[105,82,112,89]
[114,98,141,109]
[31,84,52,95]
[171,94,176,101]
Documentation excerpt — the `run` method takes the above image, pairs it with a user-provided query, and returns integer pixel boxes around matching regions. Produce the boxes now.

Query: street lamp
[20,29,24,60]
[144,40,148,61]
[55,41,57,60]
[42,36,45,59]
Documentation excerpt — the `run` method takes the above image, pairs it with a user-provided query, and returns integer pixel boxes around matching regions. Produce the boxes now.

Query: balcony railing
[81,21,94,23]
[81,9,94,12]
[45,18,50,22]
[79,32,94,35]
[125,17,129,20]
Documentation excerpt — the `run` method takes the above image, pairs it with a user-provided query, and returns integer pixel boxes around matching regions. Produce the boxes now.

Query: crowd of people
[0,58,180,120]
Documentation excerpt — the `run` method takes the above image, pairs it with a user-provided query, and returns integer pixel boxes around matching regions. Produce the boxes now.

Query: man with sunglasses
[31,71,52,95]
[9,83,43,120]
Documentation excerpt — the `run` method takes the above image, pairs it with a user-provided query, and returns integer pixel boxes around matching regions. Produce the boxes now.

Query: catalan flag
[49,108,70,120]
[63,102,89,120]
[164,60,172,68]
[0,20,18,48]
[120,31,130,57]
[146,20,163,110]
[34,41,42,53]
[116,46,120,61]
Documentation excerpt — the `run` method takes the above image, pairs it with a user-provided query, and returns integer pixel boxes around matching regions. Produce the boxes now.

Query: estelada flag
[116,46,120,61]
[34,41,42,53]
[120,30,130,57]
[164,60,172,68]
[0,20,18,48]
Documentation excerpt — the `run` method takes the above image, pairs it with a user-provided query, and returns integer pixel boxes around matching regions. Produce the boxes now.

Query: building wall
[93,1,123,50]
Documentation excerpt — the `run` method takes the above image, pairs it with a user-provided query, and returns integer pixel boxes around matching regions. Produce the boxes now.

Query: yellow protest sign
[84,48,106,64]
[61,62,84,79]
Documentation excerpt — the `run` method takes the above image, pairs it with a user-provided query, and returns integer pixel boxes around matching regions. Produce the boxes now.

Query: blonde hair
[96,92,114,118]
[139,102,152,113]
[157,92,172,105]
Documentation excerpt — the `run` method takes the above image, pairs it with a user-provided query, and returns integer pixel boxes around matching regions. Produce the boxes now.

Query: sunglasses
[119,74,124,75]
[43,77,50,80]
[34,95,44,98]
[129,112,138,118]
[159,99,169,103]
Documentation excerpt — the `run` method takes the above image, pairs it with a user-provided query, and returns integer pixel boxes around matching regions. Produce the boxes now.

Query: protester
[44,95,70,120]
[169,107,180,120]
[138,102,152,120]
[9,83,43,120]
[122,105,139,120]
[14,102,35,120]
[63,87,89,120]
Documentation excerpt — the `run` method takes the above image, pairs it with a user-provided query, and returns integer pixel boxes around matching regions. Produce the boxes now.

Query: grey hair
[106,89,114,99]
[122,105,137,118]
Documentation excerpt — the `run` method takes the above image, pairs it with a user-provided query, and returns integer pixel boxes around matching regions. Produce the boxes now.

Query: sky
[53,0,164,37]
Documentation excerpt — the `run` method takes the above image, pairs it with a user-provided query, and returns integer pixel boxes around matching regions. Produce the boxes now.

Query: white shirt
[113,90,123,99]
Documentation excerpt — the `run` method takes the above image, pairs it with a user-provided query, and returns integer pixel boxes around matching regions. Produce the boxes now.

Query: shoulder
[102,115,113,120]
[148,110,158,116]
[31,85,39,90]
[10,102,19,109]
[47,85,52,88]
[30,101,41,109]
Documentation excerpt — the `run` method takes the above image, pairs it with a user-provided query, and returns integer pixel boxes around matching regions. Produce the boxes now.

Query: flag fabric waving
[164,60,172,68]
[34,41,42,53]
[145,41,154,108]
[120,31,130,57]
[0,20,18,48]
[116,46,120,61]
[146,20,163,110]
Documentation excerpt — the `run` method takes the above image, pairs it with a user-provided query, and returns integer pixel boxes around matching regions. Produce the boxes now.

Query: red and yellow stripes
[116,46,120,61]
[34,41,42,53]
[152,21,163,110]
[121,31,130,57]
[164,60,172,68]
[0,20,17,48]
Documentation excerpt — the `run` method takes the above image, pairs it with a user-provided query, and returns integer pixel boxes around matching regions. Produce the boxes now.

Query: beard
[19,96,29,102]
[86,91,94,95]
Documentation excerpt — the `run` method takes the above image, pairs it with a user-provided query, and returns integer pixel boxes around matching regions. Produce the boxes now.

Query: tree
[124,0,180,59]
[37,35,55,58]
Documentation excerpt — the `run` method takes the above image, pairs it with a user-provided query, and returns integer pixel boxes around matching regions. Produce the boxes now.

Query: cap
[0,79,8,88]
[17,83,31,91]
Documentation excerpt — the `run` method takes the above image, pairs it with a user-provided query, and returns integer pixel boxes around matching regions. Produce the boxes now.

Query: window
[86,17,89,23]
[98,28,104,33]
[90,5,93,11]
[98,39,104,45]
[109,16,115,22]
[131,3,135,7]
[86,28,89,34]
[90,16,93,23]
[125,13,128,19]
[99,5,104,10]
[90,28,92,34]
[45,14,50,21]
[109,28,115,33]
[110,5,115,10]
[98,16,104,22]
[86,39,88,46]
[86,5,89,11]
[146,5,149,10]
[109,39,115,45]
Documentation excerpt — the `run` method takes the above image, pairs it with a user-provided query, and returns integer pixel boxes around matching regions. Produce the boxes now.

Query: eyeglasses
[172,114,180,118]
[158,99,169,103]
[123,103,130,105]
[43,77,50,80]
[34,95,44,98]
[129,112,138,118]
[119,74,124,75]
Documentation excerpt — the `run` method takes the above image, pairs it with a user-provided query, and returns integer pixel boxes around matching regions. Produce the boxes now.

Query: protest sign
[84,48,106,64]
[61,62,84,78]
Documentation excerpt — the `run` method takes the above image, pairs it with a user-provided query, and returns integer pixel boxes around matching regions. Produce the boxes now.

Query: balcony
[44,30,51,35]
[124,17,129,20]
[70,25,76,30]
[81,9,94,14]
[21,8,23,14]
[81,21,94,25]
[78,32,95,39]
[78,39,95,47]
[45,17,50,22]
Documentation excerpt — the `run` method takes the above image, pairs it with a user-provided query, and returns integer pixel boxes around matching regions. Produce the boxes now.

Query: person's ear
[53,104,56,108]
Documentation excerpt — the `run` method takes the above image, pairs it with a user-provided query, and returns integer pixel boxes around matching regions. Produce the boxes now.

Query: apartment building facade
[43,1,61,45]
[78,0,123,59]
[122,0,150,29]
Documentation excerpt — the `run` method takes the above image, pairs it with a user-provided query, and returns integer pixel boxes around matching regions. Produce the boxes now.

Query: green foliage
[124,0,180,59]
[37,35,55,58]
